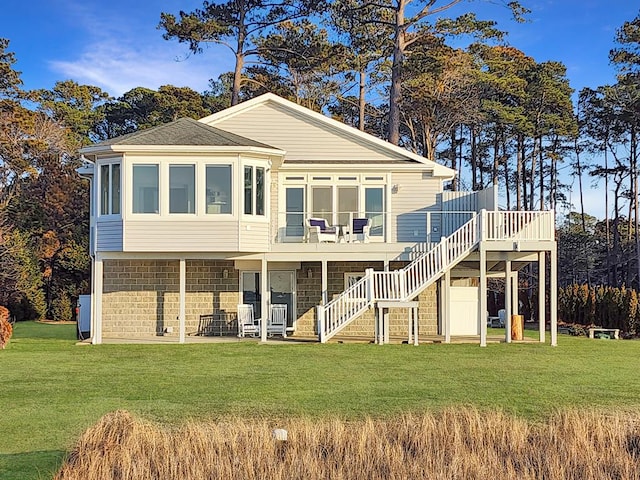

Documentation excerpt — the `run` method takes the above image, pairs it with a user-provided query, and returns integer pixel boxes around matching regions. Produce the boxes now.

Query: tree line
[0,3,639,319]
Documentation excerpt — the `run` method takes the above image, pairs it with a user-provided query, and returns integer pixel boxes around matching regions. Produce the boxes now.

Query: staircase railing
[372,213,479,302]
[318,214,480,342]
[317,210,554,342]
[317,273,372,343]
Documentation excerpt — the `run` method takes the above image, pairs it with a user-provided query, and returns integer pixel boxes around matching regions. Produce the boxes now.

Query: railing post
[426,211,431,243]
[366,268,375,304]
[317,304,326,343]
[398,270,406,300]
[479,208,487,242]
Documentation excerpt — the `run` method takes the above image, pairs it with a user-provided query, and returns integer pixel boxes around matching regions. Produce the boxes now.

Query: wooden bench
[196,313,237,336]
[588,328,620,340]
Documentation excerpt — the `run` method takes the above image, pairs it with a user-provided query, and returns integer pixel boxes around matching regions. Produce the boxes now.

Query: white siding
[239,221,270,251]
[440,188,497,236]
[209,102,411,163]
[96,219,123,251]
[477,187,497,211]
[441,190,479,211]
[391,172,442,243]
[441,187,496,212]
[124,221,240,252]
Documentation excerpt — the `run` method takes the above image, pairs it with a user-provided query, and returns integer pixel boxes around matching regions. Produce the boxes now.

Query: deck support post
[93,253,103,345]
[317,305,325,343]
[538,251,546,343]
[511,271,519,316]
[179,258,186,344]
[412,305,419,346]
[479,247,487,347]
[505,259,512,344]
[261,256,268,343]
[550,245,558,346]
[375,305,383,345]
[321,260,328,305]
[442,270,451,343]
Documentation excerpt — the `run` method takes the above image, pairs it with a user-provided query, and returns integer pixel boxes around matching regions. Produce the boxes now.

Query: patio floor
[81,333,534,345]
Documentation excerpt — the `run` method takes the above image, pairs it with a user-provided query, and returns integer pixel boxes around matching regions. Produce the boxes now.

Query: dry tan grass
[55,409,640,480]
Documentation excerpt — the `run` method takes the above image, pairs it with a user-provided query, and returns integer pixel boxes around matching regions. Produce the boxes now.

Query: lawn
[1,322,640,479]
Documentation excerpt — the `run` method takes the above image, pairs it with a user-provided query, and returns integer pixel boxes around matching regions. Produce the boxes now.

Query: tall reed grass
[56,408,640,479]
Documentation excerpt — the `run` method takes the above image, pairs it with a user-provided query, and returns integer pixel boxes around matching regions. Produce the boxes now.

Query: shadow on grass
[0,450,65,479]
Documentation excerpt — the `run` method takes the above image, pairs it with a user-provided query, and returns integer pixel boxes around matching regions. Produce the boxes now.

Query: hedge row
[558,284,639,335]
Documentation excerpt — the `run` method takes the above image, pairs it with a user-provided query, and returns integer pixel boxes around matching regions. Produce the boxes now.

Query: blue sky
[3,1,639,218]
[3,1,637,97]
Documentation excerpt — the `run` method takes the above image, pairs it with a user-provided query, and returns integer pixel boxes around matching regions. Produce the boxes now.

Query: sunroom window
[99,163,121,215]
[169,165,195,214]
[243,165,265,217]
[132,164,159,214]
[206,165,232,214]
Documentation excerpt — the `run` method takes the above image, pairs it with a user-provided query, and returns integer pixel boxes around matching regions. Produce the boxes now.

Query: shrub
[0,306,12,349]
[51,293,73,322]
[558,284,640,336]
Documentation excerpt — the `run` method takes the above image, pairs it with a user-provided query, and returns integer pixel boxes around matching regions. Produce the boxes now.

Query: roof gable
[200,93,455,177]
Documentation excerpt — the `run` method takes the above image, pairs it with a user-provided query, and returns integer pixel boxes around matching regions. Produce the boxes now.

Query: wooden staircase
[317,210,555,343]
[317,214,479,342]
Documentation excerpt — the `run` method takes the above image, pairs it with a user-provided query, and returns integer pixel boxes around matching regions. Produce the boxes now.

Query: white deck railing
[483,211,555,242]
[317,209,555,342]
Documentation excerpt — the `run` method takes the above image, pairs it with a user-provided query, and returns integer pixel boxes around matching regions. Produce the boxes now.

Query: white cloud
[50,40,228,97]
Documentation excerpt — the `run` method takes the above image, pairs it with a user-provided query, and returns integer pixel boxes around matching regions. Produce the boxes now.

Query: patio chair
[267,304,287,338]
[345,217,371,243]
[237,304,260,337]
[498,309,506,328]
[306,217,338,243]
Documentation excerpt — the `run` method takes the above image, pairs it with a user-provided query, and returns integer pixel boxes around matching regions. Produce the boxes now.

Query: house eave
[278,163,441,174]
[79,144,287,157]
[76,156,95,176]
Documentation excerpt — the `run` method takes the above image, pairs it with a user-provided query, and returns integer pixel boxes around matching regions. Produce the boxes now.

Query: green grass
[1,322,640,479]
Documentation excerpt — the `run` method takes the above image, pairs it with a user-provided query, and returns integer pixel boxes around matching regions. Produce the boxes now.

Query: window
[244,166,253,215]
[365,187,385,237]
[99,163,121,215]
[338,186,358,226]
[285,187,305,237]
[112,164,120,215]
[312,186,332,223]
[241,272,261,319]
[100,165,109,215]
[243,165,266,216]
[206,165,232,214]
[169,165,195,214]
[256,167,265,215]
[133,164,159,214]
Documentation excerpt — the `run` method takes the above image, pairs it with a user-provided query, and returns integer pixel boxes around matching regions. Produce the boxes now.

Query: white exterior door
[449,286,480,336]
[269,271,296,332]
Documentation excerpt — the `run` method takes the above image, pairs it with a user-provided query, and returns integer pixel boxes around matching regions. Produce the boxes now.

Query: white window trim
[168,163,197,215]
[204,163,234,216]
[241,162,269,222]
[131,163,160,216]
[98,159,122,218]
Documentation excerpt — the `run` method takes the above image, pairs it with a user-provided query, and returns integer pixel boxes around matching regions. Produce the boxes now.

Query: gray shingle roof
[93,117,276,149]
